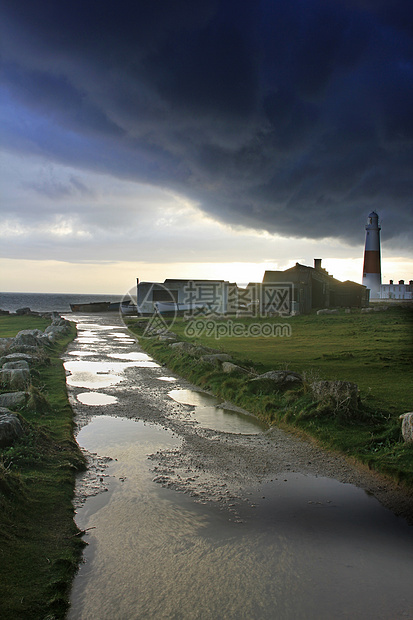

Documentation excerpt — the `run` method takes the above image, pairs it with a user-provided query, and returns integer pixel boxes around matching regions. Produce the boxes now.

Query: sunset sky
[1,0,412,294]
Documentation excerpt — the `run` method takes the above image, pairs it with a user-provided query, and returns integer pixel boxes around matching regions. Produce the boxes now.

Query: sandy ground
[65,313,413,525]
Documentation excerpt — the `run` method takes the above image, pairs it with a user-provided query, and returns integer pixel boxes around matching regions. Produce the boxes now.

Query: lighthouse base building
[380,280,413,300]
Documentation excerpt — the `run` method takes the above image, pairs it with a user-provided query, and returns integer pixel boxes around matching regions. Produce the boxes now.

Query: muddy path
[63,312,413,524]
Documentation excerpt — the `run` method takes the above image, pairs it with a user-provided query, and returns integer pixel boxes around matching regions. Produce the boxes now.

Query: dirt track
[64,312,413,524]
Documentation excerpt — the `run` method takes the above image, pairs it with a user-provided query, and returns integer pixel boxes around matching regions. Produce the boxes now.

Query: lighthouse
[362,211,381,299]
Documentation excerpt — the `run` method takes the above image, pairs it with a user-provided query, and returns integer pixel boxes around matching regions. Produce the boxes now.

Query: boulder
[43,317,71,342]
[311,380,358,412]
[201,353,233,366]
[250,370,303,388]
[400,412,413,443]
[221,362,252,376]
[317,309,339,315]
[15,307,31,315]
[170,341,199,354]
[169,341,212,357]
[0,391,28,409]
[14,329,43,347]
[0,338,13,356]
[0,353,38,366]
[0,368,31,390]
[158,334,177,342]
[2,360,30,370]
[0,409,24,447]
[9,344,40,355]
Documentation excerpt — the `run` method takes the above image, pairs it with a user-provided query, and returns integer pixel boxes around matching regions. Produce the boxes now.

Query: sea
[0,292,123,314]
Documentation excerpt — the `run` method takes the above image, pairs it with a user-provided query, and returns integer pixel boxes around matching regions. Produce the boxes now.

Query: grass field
[128,305,413,487]
[0,316,84,620]
[163,307,413,412]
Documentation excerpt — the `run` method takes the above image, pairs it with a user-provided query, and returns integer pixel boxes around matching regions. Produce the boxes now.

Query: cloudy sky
[1,0,412,294]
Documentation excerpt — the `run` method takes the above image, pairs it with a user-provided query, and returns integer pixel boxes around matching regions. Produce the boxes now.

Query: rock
[221,362,252,376]
[8,344,40,355]
[169,342,210,357]
[0,409,24,447]
[158,334,177,342]
[201,353,233,366]
[2,360,30,370]
[317,309,339,315]
[361,308,373,313]
[170,341,198,353]
[0,368,31,390]
[0,353,37,366]
[0,391,28,409]
[400,413,413,443]
[15,307,31,315]
[250,370,303,387]
[311,380,358,412]
[14,329,43,347]
[0,337,13,348]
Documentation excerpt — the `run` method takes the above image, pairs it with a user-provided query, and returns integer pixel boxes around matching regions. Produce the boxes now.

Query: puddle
[67,372,123,388]
[77,324,124,331]
[168,389,266,434]
[68,350,96,356]
[65,359,160,388]
[169,389,221,408]
[76,414,177,453]
[157,376,177,382]
[70,416,413,620]
[77,392,118,406]
[76,337,99,343]
[107,352,153,362]
[77,330,97,338]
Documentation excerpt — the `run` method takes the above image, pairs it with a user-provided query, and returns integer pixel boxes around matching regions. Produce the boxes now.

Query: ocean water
[0,292,122,314]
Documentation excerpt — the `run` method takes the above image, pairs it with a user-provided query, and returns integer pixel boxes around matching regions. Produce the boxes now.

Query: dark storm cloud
[1,0,412,247]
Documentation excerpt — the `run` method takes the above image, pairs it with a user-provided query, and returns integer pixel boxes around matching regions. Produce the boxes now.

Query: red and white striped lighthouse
[362,211,381,299]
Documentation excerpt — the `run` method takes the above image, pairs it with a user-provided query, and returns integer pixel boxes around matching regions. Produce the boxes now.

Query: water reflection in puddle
[107,352,153,361]
[77,392,118,406]
[157,376,177,382]
[65,359,160,389]
[68,350,96,356]
[77,324,124,331]
[76,414,175,452]
[168,389,266,434]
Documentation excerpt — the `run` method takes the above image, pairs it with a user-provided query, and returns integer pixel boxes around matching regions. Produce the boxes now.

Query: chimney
[389,280,393,284]
[399,280,405,285]
[314,258,322,270]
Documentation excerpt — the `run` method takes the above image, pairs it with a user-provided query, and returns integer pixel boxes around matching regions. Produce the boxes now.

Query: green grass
[0,314,51,337]
[127,306,413,488]
[0,316,85,620]
[159,307,413,412]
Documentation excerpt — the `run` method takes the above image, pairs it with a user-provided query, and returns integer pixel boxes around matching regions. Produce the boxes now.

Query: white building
[380,280,413,300]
